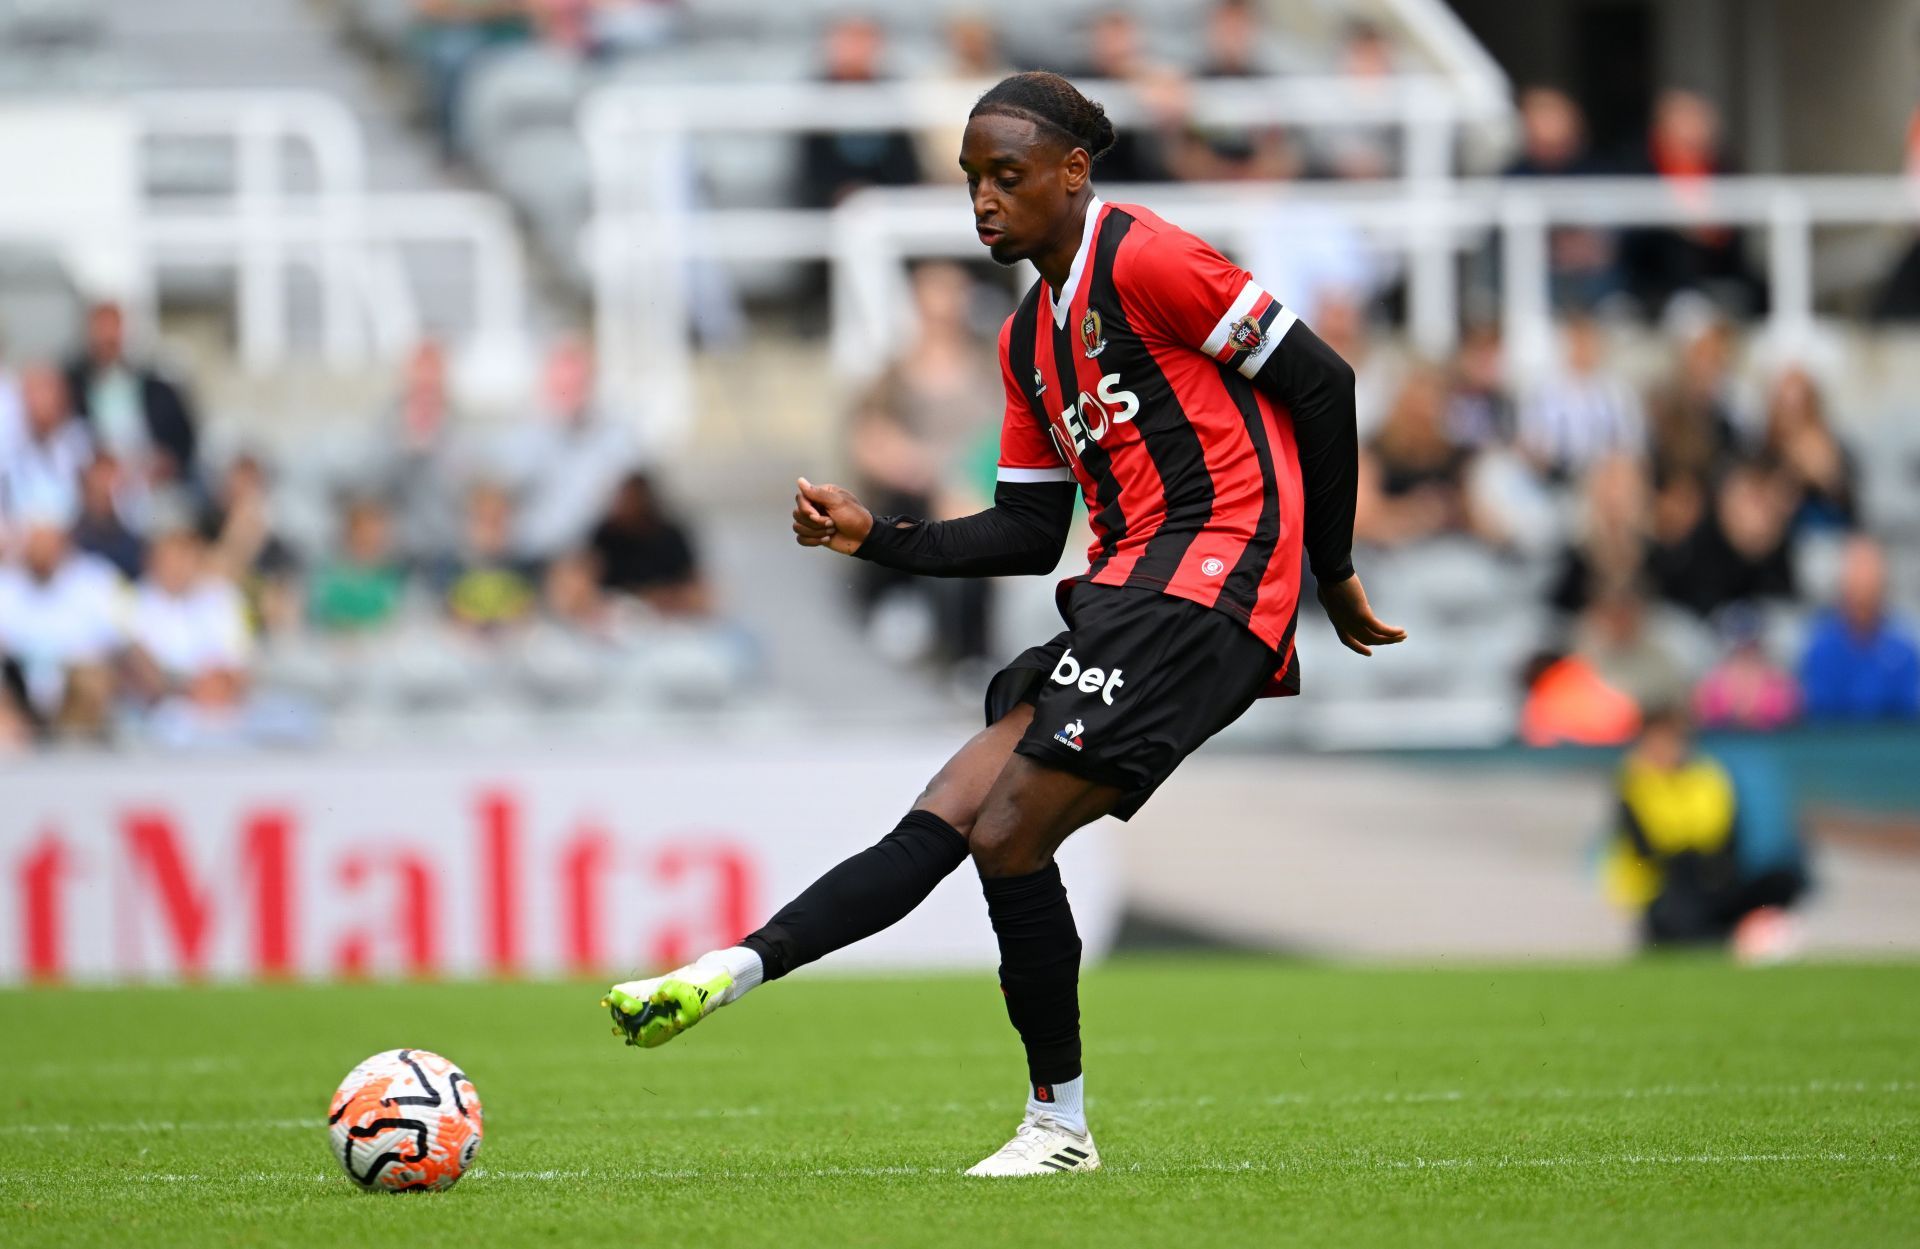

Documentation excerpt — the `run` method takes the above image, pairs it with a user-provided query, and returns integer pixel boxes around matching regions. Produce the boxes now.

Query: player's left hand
[1317,573,1407,657]
[792,477,874,557]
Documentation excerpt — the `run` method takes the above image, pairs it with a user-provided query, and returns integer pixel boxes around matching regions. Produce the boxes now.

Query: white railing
[133,90,372,368]
[599,175,1920,418]
[1378,0,1512,122]
[136,191,532,369]
[581,75,1504,443]
[832,176,1920,378]
[1480,175,1920,369]
[0,91,531,381]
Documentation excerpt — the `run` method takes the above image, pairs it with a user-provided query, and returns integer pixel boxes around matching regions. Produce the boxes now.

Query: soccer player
[604,71,1404,1176]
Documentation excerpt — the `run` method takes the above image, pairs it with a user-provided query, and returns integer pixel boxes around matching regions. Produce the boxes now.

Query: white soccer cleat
[963,1114,1101,1177]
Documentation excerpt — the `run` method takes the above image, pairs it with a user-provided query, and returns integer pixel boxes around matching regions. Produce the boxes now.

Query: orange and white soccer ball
[328,1049,483,1192]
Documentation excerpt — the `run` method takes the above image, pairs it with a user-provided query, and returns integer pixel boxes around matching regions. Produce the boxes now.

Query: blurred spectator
[1653,459,1795,618]
[849,266,994,514]
[541,549,628,644]
[1504,86,1602,179]
[498,337,642,560]
[63,301,199,496]
[1314,292,1397,438]
[1,366,92,525]
[849,262,999,663]
[528,0,593,57]
[1445,323,1514,450]
[1355,365,1488,549]
[1168,0,1296,182]
[407,0,530,158]
[0,513,123,738]
[1575,586,1689,713]
[71,453,145,580]
[130,522,317,751]
[1758,366,1857,534]
[1198,0,1268,77]
[916,16,1012,180]
[1518,316,1645,480]
[1601,706,1806,950]
[1549,454,1650,616]
[434,481,541,636]
[1520,648,1641,747]
[378,339,469,559]
[794,17,921,208]
[1639,479,1702,594]
[941,13,1003,79]
[1798,535,1920,721]
[1645,300,1745,487]
[0,347,23,463]
[1309,19,1400,180]
[592,0,682,55]
[0,666,30,755]
[1622,90,1763,316]
[1171,108,1297,184]
[125,523,252,707]
[1693,605,1799,732]
[200,453,300,637]
[589,470,711,617]
[310,498,409,634]
[1071,9,1178,183]
[1503,87,1620,308]
[515,547,644,705]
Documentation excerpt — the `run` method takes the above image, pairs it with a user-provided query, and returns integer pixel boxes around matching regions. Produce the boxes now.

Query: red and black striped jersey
[996,198,1304,689]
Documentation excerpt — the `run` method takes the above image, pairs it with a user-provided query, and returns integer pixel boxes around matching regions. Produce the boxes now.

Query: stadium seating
[3,0,1918,755]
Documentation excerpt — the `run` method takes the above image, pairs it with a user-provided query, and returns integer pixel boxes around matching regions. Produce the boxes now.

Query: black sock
[981,862,1083,1086]
[740,810,969,981]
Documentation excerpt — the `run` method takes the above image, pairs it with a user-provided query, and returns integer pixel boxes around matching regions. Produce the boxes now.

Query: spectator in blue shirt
[1799,536,1920,720]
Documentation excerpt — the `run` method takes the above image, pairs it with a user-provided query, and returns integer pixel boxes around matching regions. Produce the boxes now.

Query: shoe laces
[990,1116,1072,1163]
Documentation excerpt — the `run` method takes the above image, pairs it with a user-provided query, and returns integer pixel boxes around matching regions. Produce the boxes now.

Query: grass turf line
[0,956,1915,1248]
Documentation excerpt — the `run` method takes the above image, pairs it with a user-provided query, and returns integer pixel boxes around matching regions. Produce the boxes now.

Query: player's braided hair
[970,71,1117,162]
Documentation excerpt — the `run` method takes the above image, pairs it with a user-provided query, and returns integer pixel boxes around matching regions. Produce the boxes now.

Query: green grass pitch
[2,956,1915,1247]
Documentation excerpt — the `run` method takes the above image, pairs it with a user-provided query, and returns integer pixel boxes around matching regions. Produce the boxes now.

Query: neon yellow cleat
[602,968,734,1049]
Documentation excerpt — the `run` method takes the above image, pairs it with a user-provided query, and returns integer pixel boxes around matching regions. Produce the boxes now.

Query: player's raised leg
[964,753,1122,1176]
[604,704,1035,1048]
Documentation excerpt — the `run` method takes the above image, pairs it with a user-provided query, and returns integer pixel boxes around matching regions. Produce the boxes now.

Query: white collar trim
[1048,196,1105,328]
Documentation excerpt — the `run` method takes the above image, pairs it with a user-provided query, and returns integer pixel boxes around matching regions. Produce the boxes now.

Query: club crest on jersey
[1080,308,1107,358]
[1228,313,1266,354]
[1032,367,1046,396]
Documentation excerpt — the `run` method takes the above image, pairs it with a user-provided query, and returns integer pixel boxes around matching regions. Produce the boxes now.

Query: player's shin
[738,809,971,981]
[980,861,1087,1134]
[605,811,970,1048]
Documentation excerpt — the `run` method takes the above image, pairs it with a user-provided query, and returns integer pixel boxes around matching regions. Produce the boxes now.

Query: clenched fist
[790,477,875,557]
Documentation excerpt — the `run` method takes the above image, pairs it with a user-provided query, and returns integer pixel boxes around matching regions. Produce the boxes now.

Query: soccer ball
[327,1048,483,1192]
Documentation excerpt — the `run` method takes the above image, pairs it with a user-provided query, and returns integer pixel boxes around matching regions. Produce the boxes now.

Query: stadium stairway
[81,0,442,192]
[8,0,562,359]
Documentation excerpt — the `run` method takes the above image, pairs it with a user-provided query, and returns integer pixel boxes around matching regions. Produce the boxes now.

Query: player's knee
[969,821,1045,879]
[912,780,980,839]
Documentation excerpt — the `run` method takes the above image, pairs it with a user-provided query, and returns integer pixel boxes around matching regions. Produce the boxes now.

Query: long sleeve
[1797,620,1845,719]
[1113,227,1358,586]
[1616,795,1655,860]
[1248,321,1358,584]
[853,479,1076,578]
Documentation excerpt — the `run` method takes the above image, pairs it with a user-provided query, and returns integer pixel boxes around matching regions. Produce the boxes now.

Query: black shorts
[984,581,1281,821]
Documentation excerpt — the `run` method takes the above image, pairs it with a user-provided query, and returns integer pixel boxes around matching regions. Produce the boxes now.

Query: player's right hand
[792,477,874,557]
